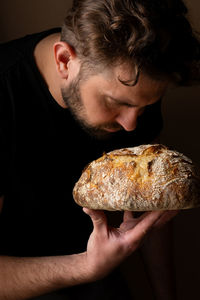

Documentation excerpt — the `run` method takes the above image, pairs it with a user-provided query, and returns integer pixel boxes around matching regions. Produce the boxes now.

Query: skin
[60,65,168,139]
[83,208,178,281]
[0,34,178,299]
[52,36,168,138]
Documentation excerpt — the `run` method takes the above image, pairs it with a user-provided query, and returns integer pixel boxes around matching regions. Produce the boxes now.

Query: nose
[115,107,141,132]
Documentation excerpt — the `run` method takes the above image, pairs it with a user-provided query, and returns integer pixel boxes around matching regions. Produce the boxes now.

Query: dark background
[0,0,200,299]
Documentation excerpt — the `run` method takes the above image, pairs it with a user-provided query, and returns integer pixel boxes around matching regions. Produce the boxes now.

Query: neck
[34,32,67,108]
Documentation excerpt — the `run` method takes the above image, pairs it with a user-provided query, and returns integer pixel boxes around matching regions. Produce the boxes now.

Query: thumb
[83,208,107,233]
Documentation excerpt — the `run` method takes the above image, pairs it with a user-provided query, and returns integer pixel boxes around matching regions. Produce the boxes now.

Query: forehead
[81,63,168,106]
[108,64,167,101]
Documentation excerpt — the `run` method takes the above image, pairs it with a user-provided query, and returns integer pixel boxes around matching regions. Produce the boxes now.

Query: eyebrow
[108,95,162,108]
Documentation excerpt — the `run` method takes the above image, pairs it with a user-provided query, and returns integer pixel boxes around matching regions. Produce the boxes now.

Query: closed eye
[105,95,160,112]
[106,96,137,108]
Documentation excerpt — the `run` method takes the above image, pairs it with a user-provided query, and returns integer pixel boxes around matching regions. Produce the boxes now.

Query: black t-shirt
[0,29,163,257]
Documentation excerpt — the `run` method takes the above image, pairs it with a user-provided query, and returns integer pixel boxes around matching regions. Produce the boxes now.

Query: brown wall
[160,2,200,299]
[0,0,71,42]
[0,1,200,299]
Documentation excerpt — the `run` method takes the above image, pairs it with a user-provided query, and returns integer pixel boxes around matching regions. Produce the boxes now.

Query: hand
[83,208,165,281]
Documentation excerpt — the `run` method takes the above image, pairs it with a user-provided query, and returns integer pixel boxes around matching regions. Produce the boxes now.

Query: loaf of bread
[73,144,200,211]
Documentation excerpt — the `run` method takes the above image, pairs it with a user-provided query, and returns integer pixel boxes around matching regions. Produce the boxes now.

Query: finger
[152,210,179,229]
[123,211,134,222]
[126,210,165,242]
[83,208,107,233]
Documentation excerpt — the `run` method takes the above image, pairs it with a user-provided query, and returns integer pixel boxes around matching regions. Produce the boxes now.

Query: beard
[61,76,122,140]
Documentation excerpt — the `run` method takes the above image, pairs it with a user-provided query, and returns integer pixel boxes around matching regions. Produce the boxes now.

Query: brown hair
[61,0,200,86]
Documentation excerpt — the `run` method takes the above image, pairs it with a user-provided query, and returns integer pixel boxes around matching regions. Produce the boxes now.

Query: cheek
[82,96,117,123]
[86,104,116,124]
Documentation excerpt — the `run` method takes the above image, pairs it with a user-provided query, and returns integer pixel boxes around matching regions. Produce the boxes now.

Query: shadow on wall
[0,0,73,42]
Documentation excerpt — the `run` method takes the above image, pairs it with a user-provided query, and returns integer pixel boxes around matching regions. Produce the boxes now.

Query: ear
[54,42,76,79]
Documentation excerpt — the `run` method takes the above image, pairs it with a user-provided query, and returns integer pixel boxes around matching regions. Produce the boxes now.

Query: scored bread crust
[73,144,200,211]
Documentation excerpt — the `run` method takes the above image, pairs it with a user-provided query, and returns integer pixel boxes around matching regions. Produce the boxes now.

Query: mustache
[101,123,123,131]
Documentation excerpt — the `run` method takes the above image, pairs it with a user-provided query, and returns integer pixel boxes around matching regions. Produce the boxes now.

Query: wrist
[62,252,92,286]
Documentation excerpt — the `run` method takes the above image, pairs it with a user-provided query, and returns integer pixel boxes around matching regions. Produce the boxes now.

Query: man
[0,0,199,299]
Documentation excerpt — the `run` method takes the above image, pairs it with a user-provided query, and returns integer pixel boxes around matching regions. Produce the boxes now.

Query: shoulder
[0,28,61,75]
[0,39,23,74]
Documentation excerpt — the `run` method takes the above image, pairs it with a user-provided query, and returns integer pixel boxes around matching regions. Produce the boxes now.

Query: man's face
[61,63,168,139]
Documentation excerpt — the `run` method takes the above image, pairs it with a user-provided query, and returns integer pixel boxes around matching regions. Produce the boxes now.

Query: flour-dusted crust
[73,144,200,211]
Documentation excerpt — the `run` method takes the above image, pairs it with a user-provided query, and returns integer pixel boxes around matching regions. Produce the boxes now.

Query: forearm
[0,253,89,300]
[140,222,176,300]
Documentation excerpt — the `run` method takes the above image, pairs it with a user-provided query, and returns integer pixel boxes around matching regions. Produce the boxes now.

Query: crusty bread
[73,144,200,211]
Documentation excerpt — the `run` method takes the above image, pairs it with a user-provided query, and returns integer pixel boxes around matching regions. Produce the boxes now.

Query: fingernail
[83,207,89,214]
